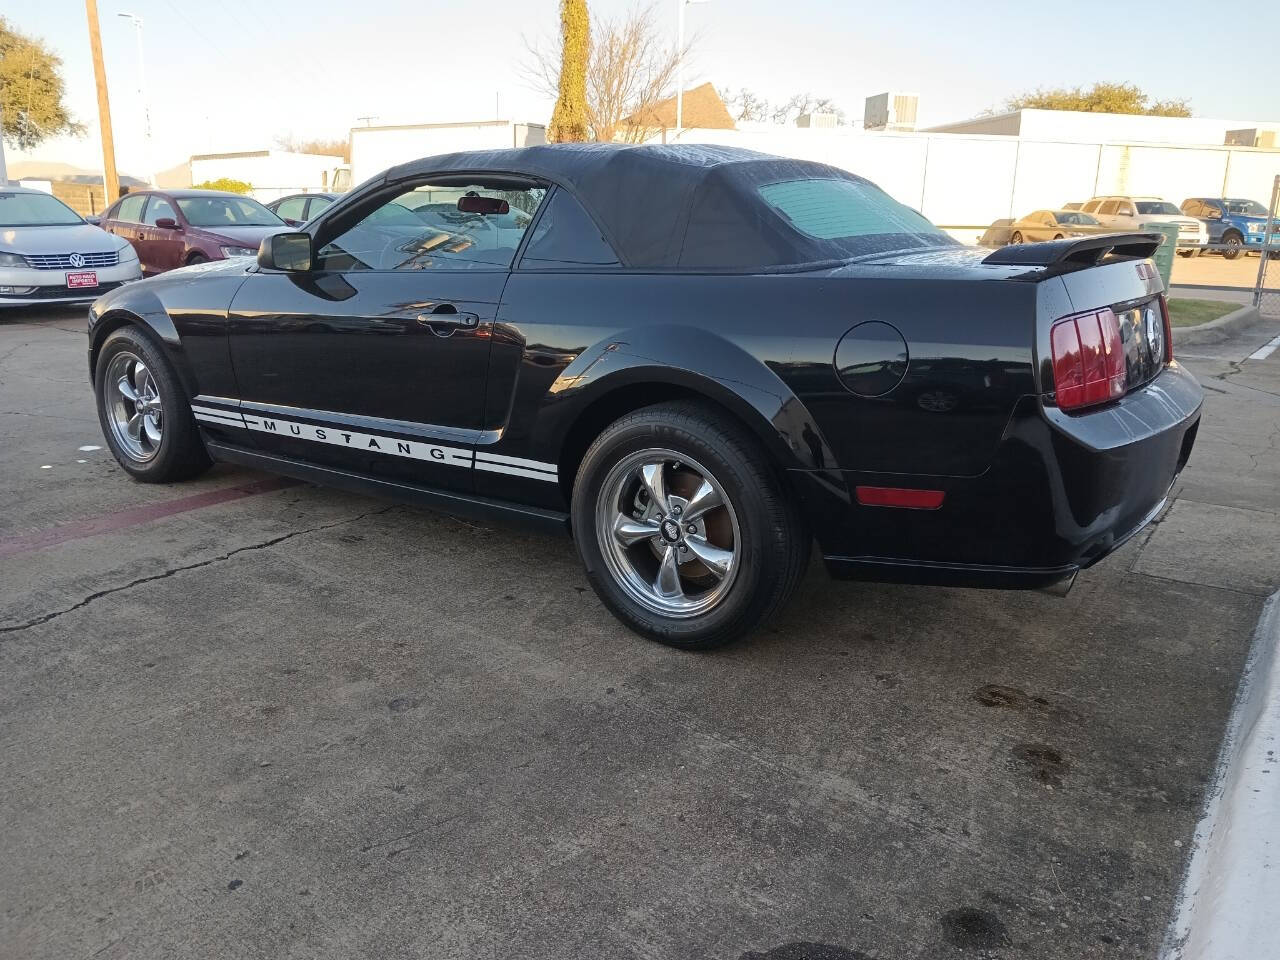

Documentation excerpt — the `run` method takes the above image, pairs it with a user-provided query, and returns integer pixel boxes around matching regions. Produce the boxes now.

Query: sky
[7,0,1280,179]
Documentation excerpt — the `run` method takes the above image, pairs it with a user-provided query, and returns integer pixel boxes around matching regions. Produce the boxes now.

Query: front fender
[88,284,190,390]
[88,263,250,399]
[545,323,842,474]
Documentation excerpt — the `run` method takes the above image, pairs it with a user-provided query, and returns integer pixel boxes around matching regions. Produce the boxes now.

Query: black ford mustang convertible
[87,144,1201,648]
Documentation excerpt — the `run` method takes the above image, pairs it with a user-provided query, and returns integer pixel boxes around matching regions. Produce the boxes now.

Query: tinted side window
[315,181,545,271]
[142,196,177,225]
[1099,200,1119,215]
[521,189,620,269]
[116,194,147,222]
[274,197,307,222]
[306,196,334,219]
[1082,200,1100,213]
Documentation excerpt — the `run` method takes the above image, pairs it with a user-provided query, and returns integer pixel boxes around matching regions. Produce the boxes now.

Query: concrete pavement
[2,307,1278,960]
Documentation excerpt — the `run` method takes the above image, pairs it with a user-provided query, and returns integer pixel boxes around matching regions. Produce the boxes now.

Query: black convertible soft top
[379,143,952,270]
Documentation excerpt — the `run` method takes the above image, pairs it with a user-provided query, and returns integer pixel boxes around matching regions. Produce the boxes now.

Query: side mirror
[258,232,312,272]
[155,217,179,230]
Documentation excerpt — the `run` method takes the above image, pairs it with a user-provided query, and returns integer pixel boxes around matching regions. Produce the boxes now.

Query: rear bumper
[795,361,1203,589]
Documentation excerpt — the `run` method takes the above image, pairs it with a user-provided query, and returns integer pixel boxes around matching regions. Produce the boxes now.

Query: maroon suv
[99,189,286,276]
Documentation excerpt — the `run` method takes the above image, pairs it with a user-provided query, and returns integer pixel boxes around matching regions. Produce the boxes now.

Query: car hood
[0,222,129,256]
[1141,215,1202,228]
[191,224,286,247]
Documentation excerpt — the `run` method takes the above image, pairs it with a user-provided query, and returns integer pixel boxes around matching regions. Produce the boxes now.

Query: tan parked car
[1008,209,1108,244]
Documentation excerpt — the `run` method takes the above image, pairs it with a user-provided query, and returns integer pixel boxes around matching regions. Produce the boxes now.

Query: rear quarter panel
[490,264,1041,498]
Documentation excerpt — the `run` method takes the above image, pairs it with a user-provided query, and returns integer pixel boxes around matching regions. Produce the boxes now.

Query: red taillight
[1050,307,1126,412]
[855,486,945,510]
[1158,294,1174,363]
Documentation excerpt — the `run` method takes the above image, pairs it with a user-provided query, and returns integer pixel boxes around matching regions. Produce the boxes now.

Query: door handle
[417,307,478,329]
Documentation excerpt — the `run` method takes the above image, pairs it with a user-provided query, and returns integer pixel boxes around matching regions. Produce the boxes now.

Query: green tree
[0,16,84,149]
[1003,81,1191,117]
[192,178,253,194]
[547,0,589,142]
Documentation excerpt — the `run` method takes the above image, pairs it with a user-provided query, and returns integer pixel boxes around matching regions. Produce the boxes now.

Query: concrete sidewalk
[2,308,1278,960]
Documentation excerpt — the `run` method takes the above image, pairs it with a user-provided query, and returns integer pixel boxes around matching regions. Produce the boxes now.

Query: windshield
[1057,212,1098,225]
[175,195,283,227]
[1225,199,1269,217]
[0,191,85,227]
[1135,201,1181,216]
[757,178,955,256]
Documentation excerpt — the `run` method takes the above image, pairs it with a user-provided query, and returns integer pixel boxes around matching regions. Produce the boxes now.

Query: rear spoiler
[983,232,1163,267]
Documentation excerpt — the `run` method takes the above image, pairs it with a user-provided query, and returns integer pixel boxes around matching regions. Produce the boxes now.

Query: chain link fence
[1254,175,1280,318]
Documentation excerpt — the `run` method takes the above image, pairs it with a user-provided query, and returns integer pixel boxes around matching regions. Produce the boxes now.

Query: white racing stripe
[1248,333,1280,362]
[474,460,559,482]
[244,413,474,468]
[192,404,247,428]
[475,451,559,473]
[190,399,558,482]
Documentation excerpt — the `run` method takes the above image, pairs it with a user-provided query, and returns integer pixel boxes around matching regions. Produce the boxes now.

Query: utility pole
[674,0,710,138]
[118,13,153,186]
[85,0,120,203]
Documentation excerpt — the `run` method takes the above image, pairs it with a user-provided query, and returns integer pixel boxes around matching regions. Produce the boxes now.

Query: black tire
[187,253,209,265]
[571,401,809,650]
[1053,233,1064,241]
[95,326,211,483]
[1221,232,1243,261]
[1010,231,1024,244]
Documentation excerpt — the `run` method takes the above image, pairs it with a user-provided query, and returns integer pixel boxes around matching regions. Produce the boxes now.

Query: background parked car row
[97,189,287,276]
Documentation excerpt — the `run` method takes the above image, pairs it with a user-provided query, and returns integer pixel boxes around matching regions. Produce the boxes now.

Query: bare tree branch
[520,3,693,143]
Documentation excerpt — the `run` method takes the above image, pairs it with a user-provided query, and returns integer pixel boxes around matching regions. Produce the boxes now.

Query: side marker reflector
[855,486,945,510]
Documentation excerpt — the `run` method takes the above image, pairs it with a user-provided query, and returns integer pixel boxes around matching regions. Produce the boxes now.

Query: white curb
[1162,590,1280,960]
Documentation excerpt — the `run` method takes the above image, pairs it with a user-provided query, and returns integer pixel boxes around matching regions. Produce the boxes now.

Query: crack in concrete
[0,505,396,638]
[1214,360,1280,399]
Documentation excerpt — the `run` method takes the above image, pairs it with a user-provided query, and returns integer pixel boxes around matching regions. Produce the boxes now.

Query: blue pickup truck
[1180,197,1275,260]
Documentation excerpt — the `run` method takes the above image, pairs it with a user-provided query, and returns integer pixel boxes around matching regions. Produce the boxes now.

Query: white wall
[929,110,1279,147]
[670,126,1280,241]
[350,122,546,184]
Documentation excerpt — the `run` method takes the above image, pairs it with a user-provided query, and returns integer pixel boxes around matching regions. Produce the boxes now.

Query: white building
[349,121,545,185]
[156,150,345,201]
[925,109,1280,147]
[665,124,1280,243]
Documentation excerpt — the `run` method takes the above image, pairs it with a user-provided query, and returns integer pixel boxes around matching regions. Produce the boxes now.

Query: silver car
[0,187,141,308]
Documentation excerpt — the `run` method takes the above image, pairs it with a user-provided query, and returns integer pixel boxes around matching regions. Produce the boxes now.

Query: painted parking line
[1248,333,1280,361]
[0,476,302,560]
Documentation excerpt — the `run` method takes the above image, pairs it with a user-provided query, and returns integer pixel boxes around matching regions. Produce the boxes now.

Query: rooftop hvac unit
[796,112,839,129]
[864,92,919,132]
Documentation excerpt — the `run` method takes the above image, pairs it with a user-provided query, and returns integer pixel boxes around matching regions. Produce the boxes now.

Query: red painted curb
[0,477,303,559]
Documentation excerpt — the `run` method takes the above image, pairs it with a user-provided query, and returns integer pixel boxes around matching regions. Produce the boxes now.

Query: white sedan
[1,187,141,308]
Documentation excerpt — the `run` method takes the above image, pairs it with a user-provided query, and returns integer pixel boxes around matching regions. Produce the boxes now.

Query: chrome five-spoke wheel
[104,351,163,462]
[595,449,741,618]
